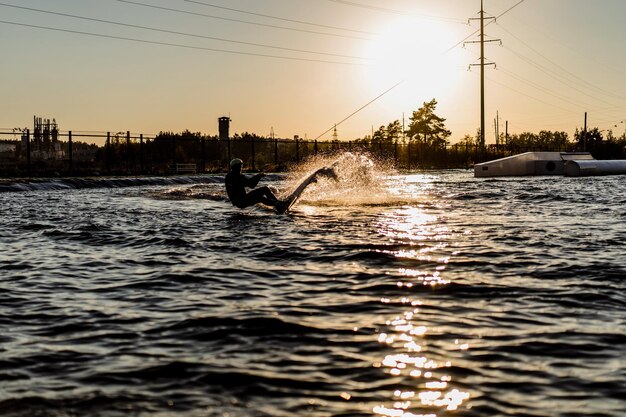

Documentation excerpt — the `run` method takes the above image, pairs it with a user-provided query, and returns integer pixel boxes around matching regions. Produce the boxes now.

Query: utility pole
[495,110,500,145]
[494,118,498,145]
[505,120,509,146]
[271,127,278,166]
[583,112,587,152]
[465,0,500,149]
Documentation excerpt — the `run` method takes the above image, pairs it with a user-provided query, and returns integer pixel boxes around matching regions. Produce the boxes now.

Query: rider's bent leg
[244,186,279,207]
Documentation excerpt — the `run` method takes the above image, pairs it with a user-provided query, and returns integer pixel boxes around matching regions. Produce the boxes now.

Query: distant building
[28,116,65,159]
[218,116,231,141]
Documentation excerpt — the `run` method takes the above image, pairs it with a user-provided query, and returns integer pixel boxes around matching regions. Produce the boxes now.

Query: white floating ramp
[564,159,626,177]
[474,152,594,177]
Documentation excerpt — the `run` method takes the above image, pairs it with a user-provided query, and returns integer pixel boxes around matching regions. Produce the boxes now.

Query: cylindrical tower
[218,116,231,141]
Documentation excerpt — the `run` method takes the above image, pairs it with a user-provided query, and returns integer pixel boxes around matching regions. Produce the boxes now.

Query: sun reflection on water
[373,196,470,416]
[373,297,471,416]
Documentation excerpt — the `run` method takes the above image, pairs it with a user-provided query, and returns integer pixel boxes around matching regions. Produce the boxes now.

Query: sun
[360,16,460,99]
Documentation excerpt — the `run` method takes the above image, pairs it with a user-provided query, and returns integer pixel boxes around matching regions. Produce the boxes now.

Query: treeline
[573,127,626,159]
[144,101,626,169]
[359,98,625,151]
[2,100,625,176]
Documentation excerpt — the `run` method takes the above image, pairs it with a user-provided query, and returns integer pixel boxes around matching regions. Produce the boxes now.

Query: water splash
[283,152,410,207]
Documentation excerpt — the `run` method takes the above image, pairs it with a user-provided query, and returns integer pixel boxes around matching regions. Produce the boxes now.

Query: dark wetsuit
[225,172,278,208]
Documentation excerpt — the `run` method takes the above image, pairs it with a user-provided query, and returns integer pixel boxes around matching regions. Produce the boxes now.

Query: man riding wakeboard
[225,158,287,211]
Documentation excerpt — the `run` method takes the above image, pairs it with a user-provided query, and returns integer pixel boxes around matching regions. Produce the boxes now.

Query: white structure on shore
[474,152,626,177]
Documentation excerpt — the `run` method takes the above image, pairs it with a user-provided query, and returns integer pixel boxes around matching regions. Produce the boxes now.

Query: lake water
[1,153,625,417]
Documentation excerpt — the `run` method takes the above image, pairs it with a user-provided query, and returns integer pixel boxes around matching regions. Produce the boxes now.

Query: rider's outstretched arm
[245,173,265,188]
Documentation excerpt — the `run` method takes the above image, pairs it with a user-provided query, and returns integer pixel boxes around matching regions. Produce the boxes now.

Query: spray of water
[282,152,404,207]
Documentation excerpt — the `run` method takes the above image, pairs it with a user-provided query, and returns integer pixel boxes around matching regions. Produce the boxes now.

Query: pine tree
[406,99,451,148]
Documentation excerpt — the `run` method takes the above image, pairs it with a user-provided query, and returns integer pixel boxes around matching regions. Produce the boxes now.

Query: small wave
[41,225,192,249]
[17,223,55,231]
[496,339,611,359]
[0,175,224,193]
[0,394,144,417]
[530,262,626,284]
[150,316,330,338]
[513,192,569,202]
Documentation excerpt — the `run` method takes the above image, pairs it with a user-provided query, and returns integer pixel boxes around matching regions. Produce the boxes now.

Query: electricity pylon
[465,0,501,148]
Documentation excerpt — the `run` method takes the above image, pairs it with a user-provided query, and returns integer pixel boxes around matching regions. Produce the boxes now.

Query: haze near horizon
[1,0,625,143]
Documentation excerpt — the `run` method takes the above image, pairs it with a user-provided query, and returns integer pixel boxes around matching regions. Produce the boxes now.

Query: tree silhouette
[574,127,603,149]
[372,121,401,144]
[405,99,451,148]
[386,120,403,143]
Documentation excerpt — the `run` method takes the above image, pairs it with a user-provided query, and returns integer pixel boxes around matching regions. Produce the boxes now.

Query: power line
[495,0,528,20]
[496,22,626,102]
[0,2,368,61]
[181,0,378,36]
[313,80,404,140]
[507,14,626,85]
[115,0,372,41]
[442,0,526,54]
[464,0,501,148]
[485,73,577,114]
[325,0,466,24]
[498,65,626,116]
[501,45,618,108]
[497,66,586,110]
[314,0,528,140]
[0,19,365,66]
[485,0,624,120]
[327,0,418,15]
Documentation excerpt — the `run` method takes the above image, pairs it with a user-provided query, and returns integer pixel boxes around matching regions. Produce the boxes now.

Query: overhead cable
[0,19,365,66]
[502,45,618,108]
[313,80,404,140]
[442,0,526,54]
[496,23,626,101]
[497,66,586,110]
[314,0,528,139]
[0,2,368,61]
[181,0,378,36]
[116,0,372,41]
[485,74,578,114]
[325,0,466,24]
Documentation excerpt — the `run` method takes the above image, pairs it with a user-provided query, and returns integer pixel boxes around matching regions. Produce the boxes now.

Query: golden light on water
[378,205,452,287]
[398,269,450,287]
[293,164,471,416]
[378,207,439,241]
[373,300,471,416]
[373,182,470,416]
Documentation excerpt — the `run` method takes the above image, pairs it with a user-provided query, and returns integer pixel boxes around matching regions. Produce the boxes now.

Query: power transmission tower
[465,0,501,148]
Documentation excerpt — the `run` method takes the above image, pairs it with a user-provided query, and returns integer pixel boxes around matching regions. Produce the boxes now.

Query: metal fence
[0,129,601,177]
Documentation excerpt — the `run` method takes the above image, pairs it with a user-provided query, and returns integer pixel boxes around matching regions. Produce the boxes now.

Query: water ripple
[0,170,624,416]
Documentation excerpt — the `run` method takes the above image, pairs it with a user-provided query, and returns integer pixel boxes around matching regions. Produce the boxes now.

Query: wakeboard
[276,166,337,214]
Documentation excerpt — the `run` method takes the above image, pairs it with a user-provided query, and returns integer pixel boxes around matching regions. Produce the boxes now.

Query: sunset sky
[1,0,625,143]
